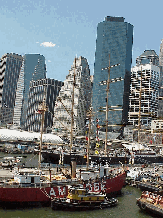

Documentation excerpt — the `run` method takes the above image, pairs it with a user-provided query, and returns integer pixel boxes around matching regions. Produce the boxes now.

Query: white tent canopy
[122,142,145,151]
[0,129,63,144]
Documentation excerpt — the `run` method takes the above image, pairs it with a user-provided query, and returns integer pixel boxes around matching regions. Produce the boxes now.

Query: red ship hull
[84,172,126,196]
[105,172,126,194]
[0,172,126,205]
[0,186,68,205]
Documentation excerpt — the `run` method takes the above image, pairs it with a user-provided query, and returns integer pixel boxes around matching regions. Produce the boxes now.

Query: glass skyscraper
[92,16,133,130]
[0,53,23,125]
[13,54,46,128]
[26,78,63,132]
[158,39,163,118]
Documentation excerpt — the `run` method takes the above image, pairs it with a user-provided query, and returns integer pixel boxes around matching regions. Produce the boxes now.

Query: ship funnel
[71,157,76,178]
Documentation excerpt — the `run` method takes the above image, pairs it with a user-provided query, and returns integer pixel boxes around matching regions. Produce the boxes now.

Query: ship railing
[0,182,52,188]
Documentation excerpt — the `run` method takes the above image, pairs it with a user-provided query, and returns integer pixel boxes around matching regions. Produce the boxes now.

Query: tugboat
[51,186,118,211]
[136,191,163,217]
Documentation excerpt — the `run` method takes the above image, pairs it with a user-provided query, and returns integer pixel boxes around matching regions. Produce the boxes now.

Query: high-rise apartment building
[26,78,63,132]
[0,53,23,125]
[159,39,163,68]
[52,56,92,136]
[128,50,160,126]
[158,39,163,118]
[92,16,133,130]
[13,54,46,128]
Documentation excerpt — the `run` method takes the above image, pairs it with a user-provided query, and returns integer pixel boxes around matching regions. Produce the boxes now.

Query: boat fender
[141,202,146,210]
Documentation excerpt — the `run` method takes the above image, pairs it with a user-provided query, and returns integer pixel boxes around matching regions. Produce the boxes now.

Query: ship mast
[38,93,47,169]
[105,55,110,156]
[86,108,93,170]
[70,57,76,153]
[100,55,120,156]
[138,66,142,143]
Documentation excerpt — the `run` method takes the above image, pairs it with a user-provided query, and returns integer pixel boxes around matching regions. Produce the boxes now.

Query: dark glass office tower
[13,54,46,128]
[26,78,63,132]
[92,16,133,130]
[0,53,23,125]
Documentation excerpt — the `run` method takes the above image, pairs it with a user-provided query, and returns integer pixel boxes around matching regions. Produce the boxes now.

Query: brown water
[0,186,152,218]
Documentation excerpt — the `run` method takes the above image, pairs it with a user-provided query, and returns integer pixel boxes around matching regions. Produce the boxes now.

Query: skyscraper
[13,54,46,128]
[26,78,63,132]
[128,50,160,126]
[0,53,23,125]
[159,39,163,69]
[158,39,163,118]
[52,56,92,136]
[92,16,133,130]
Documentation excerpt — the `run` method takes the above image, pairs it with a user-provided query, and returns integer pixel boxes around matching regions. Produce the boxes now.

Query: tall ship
[41,149,129,165]
[42,55,129,165]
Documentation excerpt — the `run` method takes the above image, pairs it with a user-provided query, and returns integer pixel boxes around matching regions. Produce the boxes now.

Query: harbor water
[0,186,152,218]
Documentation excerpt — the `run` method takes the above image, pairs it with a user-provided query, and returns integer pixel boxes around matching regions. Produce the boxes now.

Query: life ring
[141,202,146,210]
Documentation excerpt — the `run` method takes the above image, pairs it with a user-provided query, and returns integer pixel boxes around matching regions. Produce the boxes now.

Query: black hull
[134,155,163,164]
[138,182,161,193]
[42,152,60,164]
[137,199,163,217]
[42,152,129,165]
[51,198,117,211]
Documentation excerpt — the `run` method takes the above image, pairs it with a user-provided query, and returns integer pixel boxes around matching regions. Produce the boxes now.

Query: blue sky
[0,0,162,82]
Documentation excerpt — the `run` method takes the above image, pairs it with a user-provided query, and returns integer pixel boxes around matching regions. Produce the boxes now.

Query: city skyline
[0,0,162,82]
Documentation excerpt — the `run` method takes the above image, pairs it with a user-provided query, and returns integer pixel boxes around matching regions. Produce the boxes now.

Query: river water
[0,186,152,218]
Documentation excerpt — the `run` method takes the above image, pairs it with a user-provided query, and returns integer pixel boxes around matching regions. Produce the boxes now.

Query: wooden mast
[105,55,110,156]
[101,55,120,156]
[70,57,76,153]
[138,66,142,143]
[39,92,46,169]
[86,108,92,170]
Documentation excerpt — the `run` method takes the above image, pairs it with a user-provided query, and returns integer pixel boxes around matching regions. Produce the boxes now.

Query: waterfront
[0,152,158,217]
[0,186,152,218]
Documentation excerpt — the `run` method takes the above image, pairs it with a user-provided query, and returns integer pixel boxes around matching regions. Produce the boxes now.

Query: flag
[96,124,100,129]
[35,110,42,114]
[96,143,99,148]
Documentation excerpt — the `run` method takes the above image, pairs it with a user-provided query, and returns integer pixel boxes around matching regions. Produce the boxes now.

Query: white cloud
[36,42,39,43]
[48,60,51,62]
[40,42,56,47]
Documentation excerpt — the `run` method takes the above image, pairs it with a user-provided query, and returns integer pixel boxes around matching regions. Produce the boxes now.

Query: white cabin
[14,172,40,184]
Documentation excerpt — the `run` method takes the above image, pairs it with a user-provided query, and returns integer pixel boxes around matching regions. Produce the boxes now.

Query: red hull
[105,172,126,194]
[0,172,126,203]
[84,172,126,194]
[0,186,68,203]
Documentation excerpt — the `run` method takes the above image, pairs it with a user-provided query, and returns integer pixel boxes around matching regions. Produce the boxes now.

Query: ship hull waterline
[0,172,126,206]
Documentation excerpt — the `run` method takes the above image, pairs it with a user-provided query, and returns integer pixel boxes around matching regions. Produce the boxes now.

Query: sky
[0,0,162,82]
